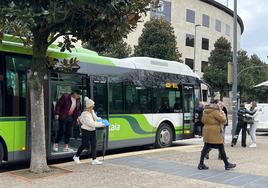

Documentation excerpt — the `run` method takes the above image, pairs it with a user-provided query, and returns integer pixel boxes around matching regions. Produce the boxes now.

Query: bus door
[88,76,108,150]
[49,72,87,156]
[3,55,30,161]
[182,85,195,135]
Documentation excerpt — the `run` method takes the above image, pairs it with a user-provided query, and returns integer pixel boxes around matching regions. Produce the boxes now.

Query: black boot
[205,153,209,159]
[198,164,209,170]
[225,163,236,170]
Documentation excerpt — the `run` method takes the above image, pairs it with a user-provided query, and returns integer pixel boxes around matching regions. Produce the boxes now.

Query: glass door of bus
[3,55,31,161]
[49,72,87,156]
[182,85,195,135]
[89,76,108,150]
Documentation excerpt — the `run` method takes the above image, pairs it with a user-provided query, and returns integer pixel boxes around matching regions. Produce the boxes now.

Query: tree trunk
[29,79,50,173]
[29,35,50,173]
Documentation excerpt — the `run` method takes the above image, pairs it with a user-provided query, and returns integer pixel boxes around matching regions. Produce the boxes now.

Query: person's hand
[55,115,59,120]
[77,118,81,125]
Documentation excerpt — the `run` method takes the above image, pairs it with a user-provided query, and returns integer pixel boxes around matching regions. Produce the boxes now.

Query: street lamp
[231,0,238,138]
[194,24,201,73]
[238,65,268,78]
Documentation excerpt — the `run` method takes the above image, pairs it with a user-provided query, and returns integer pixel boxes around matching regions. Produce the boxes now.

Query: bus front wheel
[155,123,173,148]
[0,142,4,165]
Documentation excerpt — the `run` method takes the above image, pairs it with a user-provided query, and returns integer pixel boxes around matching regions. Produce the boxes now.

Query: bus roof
[111,57,200,79]
[0,34,115,66]
[1,35,199,79]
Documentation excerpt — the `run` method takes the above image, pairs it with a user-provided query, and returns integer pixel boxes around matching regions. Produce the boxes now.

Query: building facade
[126,0,244,102]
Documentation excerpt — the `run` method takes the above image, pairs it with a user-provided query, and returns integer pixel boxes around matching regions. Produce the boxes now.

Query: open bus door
[48,72,87,157]
[182,85,195,137]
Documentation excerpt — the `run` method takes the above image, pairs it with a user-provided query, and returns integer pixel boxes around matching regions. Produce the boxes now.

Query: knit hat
[84,97,95,108]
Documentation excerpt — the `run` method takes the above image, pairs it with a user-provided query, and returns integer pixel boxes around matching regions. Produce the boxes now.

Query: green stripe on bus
[109,114,155,141]
[1,35,116,67]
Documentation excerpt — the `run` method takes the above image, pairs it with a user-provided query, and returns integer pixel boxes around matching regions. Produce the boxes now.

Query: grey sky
[216,0,268,62]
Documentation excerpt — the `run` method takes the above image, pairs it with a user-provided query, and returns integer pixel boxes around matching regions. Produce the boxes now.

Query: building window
[202,89,208,102]
[186,9,195,23]
[226,24,231,36]
[215,19,221,32]
[202,38,209,50]
[185,58,194,70]
[186,34,194,47]
[201,61,209,72]
[202,14,210,27]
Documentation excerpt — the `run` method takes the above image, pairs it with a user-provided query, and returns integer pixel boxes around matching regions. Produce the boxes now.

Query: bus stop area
[0,126,268,188]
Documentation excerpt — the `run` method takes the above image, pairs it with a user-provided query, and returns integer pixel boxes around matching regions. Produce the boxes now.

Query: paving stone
[108,156,268,187]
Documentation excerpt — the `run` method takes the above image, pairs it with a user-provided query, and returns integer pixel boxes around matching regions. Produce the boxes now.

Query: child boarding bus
[0,35,202,164]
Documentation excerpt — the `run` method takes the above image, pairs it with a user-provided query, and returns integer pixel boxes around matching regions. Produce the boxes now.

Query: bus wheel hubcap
[160,129,170,145]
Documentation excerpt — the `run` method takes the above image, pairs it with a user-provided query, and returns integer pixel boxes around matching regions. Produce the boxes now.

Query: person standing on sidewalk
[73,97,105,165]
[194,102,204,137]
[53,89,82,152]
[248,101,258,148]
[231,103,254,147]
[198,102,236,170]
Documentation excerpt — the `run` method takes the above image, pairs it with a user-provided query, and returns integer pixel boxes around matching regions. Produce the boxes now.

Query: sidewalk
[0,133,267,188]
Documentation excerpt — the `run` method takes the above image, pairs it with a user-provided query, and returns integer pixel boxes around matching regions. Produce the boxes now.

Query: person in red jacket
[53,89,81,152]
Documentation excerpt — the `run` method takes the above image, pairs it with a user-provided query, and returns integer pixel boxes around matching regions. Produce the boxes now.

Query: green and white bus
[0,35,202,164]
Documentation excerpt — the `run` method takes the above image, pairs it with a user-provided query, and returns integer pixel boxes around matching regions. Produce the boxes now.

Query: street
[1,0,268,187]
[0,124,267,188]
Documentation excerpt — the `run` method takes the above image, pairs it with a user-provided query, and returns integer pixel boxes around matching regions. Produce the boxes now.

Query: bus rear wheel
[0,142,4,165]
[155,123,173,148]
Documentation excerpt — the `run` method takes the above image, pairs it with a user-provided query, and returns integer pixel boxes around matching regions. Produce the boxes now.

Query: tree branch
[47,32,73,46]
[40,4,76,34]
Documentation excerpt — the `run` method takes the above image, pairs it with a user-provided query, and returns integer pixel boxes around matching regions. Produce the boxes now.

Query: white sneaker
[249,143,257,148]
[53,145,58,152]
[92,159,103,165]
[64,147,74,152]
[73,156,81,164]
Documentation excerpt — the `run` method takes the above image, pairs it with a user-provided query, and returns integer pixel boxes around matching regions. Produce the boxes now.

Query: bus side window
[109,82,124,114]
[0,78,3,116]
[173,98,182,113]
[5,55,30,116]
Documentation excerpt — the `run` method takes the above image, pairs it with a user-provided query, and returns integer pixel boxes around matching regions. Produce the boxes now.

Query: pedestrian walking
[204,99,227,160]
[53,89,82,152]
[231,103,254,147]
[248,102,258,148]
[198,102,236,170]
[73,97,105,165]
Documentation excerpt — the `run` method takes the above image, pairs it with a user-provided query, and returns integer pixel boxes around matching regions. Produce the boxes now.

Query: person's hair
[71,89,81,95]
[251,101,257,108]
